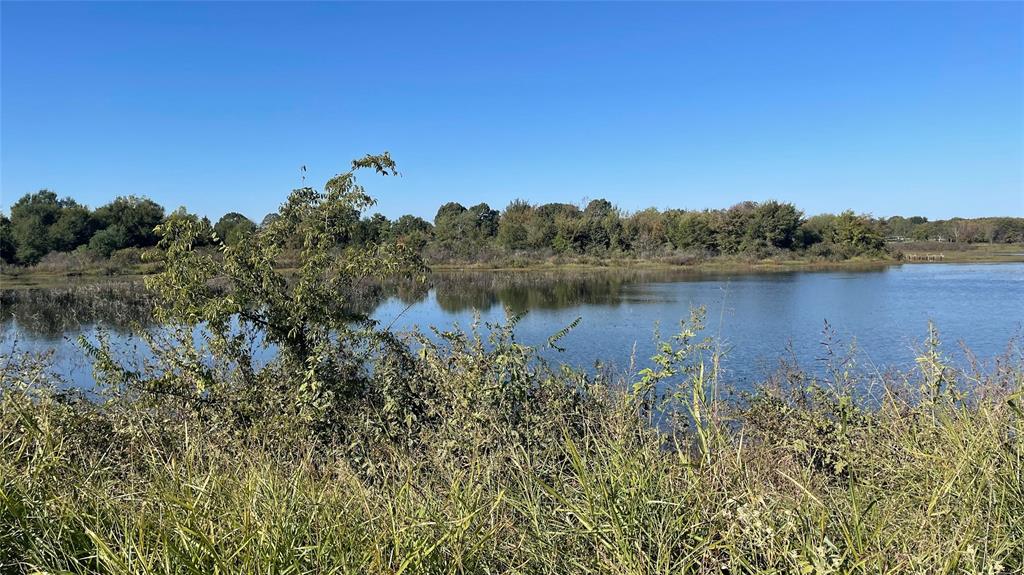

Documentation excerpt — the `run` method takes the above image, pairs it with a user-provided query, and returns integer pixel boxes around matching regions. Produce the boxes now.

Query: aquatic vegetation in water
[0,282,154,338]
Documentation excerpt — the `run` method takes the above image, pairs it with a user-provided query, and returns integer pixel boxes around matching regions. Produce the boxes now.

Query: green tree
[390,214,433,250]
[9,190,63,263]
[432,201,500,257]
[213,212,257,246]
[746,200,803,250]
[0,215,15,264]
[88,227,129,258]
[800,213,836,245]
[353,213,391,246]
[623,208,668,255]
[163,207,214,247]
[581,199,623,252]
[91,196,165,255]
[467,203,500,238]
[497,200,532,250]
[669,210,717,252]
[433,202,468,240]
[49,203,97,252]
[715,202,756,255]
[583,199,613,218]
[529,203,579,250]
[989,217,1024,243]
[881,215,926,239]
[260,212,281,228]
[832,210,885,254]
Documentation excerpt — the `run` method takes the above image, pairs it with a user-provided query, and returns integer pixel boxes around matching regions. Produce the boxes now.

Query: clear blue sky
[2,1,1022,222]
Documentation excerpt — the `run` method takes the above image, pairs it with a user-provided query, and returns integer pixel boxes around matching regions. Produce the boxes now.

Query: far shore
[2,242,1022,290]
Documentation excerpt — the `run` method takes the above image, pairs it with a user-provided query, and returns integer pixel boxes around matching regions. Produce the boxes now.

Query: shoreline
[427,246,1024,272]
[2,243,1022,289]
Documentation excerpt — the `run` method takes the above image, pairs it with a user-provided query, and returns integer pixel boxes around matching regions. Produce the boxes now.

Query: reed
[1,316,1021,575]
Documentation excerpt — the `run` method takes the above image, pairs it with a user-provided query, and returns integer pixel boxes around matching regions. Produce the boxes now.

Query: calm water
[2,263,1022,388]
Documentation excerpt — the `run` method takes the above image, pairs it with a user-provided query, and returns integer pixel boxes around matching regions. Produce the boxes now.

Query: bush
[29,249,102,274]
[807,241,843,261]
[106,247,146,271]
[87,226,127,258]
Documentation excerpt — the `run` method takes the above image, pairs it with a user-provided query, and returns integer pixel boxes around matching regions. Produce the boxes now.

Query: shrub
[106,247,146,271]
[28,249,102,274]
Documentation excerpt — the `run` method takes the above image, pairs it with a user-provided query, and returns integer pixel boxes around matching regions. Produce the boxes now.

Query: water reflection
[427,267,893,313]
[0,266,897,338]
[2,263,1021,389]
[432,271,640,312]
[375,263,1024,382]
[0,282,153,340]
[0,279,394,339]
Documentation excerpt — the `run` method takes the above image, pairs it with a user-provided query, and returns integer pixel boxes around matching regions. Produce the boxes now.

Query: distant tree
[669,210,717,252]
[881,216,926,239]
[91,196,165,255]
[200,217,214,245]
[529,203,579,250]
[88,227,129,258]
[431,201,500,257]
[624,208,669,255]
[260,213,281,228]
[910,220,943,241]
[49,203,97,252]
[431,202,469,254]
[746,201,803,250]
[0,215,15,264]
[497,200,532,250]
[467,203,500,238]
[163,208,214,247]
[583,199,613,218]
[989,217,1024,243]
[831,211,885,255]
[353,213,391,246]
[9,191,107,261]
[214,212,257,246]
[801,213,835,244]
[332,206,363,246]
[9,190,75,264]
[581,199,623,252]
[390,214,433,250]
[391,214,432,237]
[433,202,467,235]
[715,202,757,255]
[948,218,983,243]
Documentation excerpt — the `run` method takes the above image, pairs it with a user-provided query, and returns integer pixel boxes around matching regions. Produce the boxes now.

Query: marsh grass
[1,316,1022,574]
[0,283,154,338]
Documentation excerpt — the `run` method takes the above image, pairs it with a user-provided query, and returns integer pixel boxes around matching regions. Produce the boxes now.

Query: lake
[2,262,1022,388]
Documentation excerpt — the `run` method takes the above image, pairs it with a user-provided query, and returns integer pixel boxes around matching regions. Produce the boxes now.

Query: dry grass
[1,321,1022,574]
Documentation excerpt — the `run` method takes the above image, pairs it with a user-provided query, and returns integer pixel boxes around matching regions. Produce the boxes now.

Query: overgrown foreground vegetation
[2,156,1022,573]
[2,323,1024,574]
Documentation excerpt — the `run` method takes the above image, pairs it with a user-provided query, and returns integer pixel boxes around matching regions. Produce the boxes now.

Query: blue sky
[2,1,1022,222]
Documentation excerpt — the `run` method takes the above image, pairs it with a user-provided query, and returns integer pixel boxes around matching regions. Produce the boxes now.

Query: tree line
[2,188,1023,266]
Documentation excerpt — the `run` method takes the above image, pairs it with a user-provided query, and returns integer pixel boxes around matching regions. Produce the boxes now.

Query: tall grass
[1,319,1022,574]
